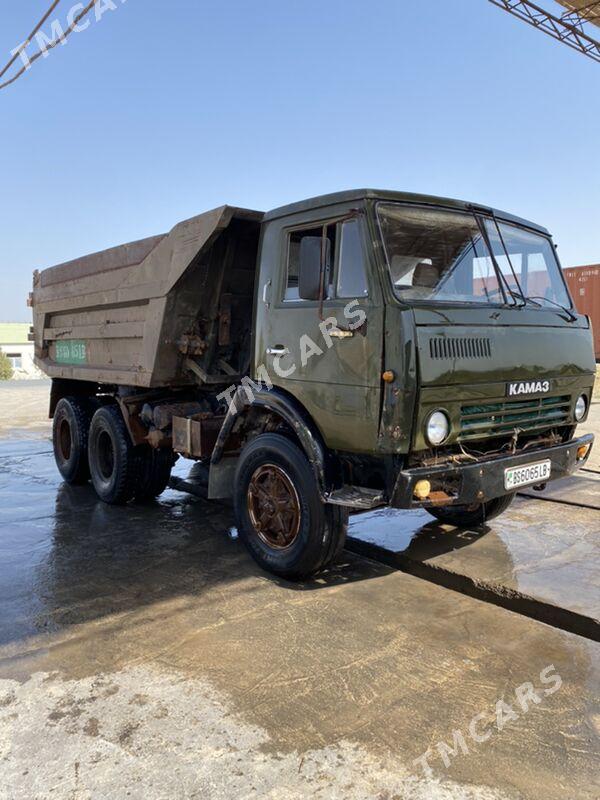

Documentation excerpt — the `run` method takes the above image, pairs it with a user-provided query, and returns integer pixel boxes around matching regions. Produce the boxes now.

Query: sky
[0,0,598,322]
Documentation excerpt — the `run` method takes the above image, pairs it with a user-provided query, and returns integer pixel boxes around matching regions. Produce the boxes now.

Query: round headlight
[575,394,587,422]
[426,410,450,446]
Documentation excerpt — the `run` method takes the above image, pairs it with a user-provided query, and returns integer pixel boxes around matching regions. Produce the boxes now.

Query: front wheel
[233,433,347,580]
[427,493,515,527]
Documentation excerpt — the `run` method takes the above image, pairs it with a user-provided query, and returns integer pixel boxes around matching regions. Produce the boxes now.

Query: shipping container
[563,265,600,360]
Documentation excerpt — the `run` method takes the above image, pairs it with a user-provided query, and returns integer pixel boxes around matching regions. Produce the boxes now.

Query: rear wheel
[133,447,174,500]
[88,405,139,505]
[234,433,347,580]
[427,493,515,527]
[52,397,97,484]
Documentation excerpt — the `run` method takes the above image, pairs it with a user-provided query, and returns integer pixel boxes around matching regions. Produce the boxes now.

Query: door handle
[330,328,354,339]
[262,280,272,307]
[266,346,290,356]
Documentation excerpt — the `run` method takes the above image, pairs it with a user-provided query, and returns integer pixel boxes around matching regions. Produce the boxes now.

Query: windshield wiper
[508,288,576,321]
[527,295,577,322]
[473,215,510,306]
[491,213,529,308]
[505,289,542,309]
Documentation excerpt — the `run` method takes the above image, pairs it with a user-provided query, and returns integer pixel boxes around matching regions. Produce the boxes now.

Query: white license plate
[504,460,551,490]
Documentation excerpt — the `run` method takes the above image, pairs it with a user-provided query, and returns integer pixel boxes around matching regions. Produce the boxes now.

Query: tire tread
[52,396,97,484]
[234,433,346,580]
[428,492,515,527]
[89,405,138,504]
[133,447,173,500]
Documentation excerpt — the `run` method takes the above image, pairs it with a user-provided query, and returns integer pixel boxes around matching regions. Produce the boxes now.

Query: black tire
[233,433,348,580]
[133,447,174,501]
[88,405,139,505]
[52,397,97,484]
[427,493,515,527]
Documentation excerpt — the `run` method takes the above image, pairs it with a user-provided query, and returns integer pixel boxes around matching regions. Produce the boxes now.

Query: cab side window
[336,219,368,298]
[285,224,336,301]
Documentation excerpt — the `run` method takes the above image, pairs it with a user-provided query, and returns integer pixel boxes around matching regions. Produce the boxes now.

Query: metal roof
[489,1,600,61]
[556,1,600,28]
[0,323,30,345]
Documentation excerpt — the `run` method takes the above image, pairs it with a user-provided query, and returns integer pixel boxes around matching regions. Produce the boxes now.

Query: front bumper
[391,433,594,509]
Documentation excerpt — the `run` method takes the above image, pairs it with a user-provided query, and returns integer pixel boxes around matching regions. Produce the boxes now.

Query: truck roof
[264,188,550,235]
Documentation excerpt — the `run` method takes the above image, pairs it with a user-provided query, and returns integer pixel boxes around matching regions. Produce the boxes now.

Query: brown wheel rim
[247,464,301,550]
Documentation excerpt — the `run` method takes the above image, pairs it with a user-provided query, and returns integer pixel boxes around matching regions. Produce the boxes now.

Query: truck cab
[34,189,596,580]
[238,189,594,500]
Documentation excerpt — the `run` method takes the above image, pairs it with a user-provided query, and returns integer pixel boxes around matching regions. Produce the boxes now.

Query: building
[0,322,43,379]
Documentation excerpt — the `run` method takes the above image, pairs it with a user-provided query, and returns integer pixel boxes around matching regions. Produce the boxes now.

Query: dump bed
[32,205,263,388]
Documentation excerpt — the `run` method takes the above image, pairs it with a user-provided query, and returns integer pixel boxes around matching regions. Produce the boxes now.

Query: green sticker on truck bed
[55,340,87,365]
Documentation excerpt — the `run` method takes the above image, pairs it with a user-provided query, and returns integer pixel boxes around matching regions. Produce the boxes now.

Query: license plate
[504,460,551,490]
[55,340,87,365]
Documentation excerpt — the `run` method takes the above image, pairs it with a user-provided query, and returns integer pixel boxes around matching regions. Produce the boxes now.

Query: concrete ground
[349,480,600,635]
[0,381,599,799]
[0,380,53,439]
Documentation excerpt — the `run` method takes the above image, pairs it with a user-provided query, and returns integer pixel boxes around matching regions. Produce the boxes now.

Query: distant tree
[0,352,13,381]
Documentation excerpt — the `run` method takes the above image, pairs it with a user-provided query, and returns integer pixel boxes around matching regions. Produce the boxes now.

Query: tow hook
[532,483,547,492]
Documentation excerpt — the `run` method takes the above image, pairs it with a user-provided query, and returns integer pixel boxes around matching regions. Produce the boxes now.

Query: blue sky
[0,0,598,321]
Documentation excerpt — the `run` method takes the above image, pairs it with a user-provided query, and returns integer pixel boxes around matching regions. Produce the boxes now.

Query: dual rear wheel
[53,398,173,504]
[53,402,347,580]
[52,396,98,484]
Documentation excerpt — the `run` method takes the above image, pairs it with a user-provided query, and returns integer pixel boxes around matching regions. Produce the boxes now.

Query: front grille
[459,395,571,441]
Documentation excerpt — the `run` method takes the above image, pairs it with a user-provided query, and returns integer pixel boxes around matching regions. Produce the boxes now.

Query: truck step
[327,486,385,510]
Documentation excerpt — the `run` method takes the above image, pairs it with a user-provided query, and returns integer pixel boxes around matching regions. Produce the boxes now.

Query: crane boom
[488,0,600,62]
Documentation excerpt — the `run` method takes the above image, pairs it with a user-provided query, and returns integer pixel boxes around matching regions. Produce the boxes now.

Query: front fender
[211,386,329,498]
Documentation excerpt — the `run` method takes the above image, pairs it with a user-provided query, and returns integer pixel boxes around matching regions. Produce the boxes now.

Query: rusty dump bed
[32,206,264,388]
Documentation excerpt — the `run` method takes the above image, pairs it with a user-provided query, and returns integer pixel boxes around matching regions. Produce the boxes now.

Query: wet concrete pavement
[519,469,600,509]
[0,434,599,799]
[349,483,600,637]
[0,382,599,799]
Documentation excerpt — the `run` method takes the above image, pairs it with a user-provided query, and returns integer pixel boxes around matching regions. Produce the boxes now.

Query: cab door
[254,210,383,453]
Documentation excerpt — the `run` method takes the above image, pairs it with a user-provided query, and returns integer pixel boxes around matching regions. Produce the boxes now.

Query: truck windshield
[377,204,572,309]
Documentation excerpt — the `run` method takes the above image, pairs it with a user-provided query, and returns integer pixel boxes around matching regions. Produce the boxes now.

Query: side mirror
[299,237,329,301]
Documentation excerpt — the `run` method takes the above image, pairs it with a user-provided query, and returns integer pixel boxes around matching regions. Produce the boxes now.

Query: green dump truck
[31,190,596,578]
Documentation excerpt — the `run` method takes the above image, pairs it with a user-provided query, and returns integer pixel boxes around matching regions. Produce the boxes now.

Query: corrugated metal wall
[563,265,600,360]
